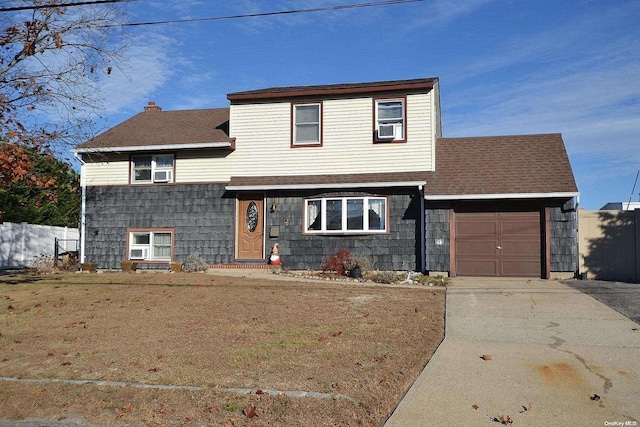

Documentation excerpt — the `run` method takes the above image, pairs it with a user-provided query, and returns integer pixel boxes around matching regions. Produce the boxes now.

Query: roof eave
[424,192,580,201]
[227,79,436,102]
[226,181,426,192]
[74,140,235,154]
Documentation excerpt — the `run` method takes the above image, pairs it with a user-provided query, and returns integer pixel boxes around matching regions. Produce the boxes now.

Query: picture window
[305,197,387,234]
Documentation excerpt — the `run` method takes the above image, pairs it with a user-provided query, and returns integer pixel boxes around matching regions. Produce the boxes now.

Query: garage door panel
[456,240,497,256]
[501,222,540,237]
[501,260,541,277]
[501,241,540,256]
[456,259,498,276]
[456,220,497,237]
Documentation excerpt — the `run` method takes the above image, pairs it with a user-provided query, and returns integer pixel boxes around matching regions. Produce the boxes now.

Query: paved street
[563,279,640,324]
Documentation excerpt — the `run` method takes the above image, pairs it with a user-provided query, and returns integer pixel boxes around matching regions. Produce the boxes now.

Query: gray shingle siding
[84,185,422,271]
[425,203,450,273]
[265,189,422,271]
[84,184,235,269]
[549,198,578,273]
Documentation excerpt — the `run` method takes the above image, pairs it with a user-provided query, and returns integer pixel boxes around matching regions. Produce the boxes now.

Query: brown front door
[236,194,264,260]
[455,210,541,277]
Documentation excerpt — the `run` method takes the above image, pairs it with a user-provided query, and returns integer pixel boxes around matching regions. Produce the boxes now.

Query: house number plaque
[246,202,258,232]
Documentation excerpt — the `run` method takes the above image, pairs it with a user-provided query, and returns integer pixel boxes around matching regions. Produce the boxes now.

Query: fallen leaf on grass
[331,331,342,337]
[243,404,256,419]
[519,403,532,413]
[115,403,134,419]
[60,361,71,366]
[494,414,513,424]
[480,355,493,361]
[590,394,601,401]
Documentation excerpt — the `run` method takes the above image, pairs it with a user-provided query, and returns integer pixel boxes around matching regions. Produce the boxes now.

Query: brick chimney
[144,101,162,112]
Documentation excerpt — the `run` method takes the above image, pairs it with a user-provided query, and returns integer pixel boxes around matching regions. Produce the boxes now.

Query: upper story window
[305,196,387,234]
[131,154,174,184]
[375,98,406,142]
[292,102,322,146]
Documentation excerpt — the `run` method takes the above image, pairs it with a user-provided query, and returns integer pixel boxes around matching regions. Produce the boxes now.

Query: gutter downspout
[73,152,86,264]
[419,184,426,274]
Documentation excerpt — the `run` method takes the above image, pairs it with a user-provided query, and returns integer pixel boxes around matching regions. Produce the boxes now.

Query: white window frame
[375,98,405,142]
[131,154,175,184]
[128,230,173,261]
[304,197,387,234]
[292,102,322,146]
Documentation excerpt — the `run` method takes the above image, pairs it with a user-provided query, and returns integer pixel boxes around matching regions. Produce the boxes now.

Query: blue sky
[92,0,639,209]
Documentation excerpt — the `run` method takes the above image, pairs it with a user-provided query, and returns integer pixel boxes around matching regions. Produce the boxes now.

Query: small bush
[321,249,353,276]
[369,271,402,284]
[183,253,209,272]
[322,249,374,277]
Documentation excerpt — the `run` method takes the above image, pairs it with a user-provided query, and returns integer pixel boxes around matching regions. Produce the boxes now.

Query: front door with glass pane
[236,195,264,260]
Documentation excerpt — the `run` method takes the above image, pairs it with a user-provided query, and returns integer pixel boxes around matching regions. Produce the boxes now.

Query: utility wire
[0,0,135,13]
[117,0,428,27]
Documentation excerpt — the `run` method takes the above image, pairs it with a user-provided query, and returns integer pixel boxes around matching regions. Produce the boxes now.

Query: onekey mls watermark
[604,422,638,426]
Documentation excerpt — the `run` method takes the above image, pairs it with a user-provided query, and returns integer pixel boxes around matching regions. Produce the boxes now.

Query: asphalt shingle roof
[425,133,578,197]
[76,107,231,150]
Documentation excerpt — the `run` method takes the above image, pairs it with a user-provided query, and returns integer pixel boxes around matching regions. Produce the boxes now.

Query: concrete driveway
[385,278,640,426]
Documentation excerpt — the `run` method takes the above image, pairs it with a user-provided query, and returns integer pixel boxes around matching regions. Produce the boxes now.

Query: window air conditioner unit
[153,170,172,183]
[377,124,396,139]
[129,248,148,260]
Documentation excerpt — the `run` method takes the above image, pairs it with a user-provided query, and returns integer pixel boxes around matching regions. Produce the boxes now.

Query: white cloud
[97,32,175,115]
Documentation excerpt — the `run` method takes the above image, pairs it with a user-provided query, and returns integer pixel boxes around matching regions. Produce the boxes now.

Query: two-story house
[74,77,579,278]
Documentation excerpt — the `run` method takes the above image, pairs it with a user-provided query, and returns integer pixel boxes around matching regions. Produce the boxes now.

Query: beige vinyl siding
[83,153,130,186]
[82,91,436,186]
[578,209,639,281]
[175,149,235,183]
[227,92,435,178]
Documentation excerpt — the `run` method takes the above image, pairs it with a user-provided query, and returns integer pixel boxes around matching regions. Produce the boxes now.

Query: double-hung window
[131,154,174,184]
[375,98,405,142]
[305,197,387,234]
[128,229,173,261]
[292,103,322,146]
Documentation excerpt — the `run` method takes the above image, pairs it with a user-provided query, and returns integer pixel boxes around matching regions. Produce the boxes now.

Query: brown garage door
[455,211,541,277]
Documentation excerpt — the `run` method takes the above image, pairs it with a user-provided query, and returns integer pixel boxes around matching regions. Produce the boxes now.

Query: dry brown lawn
[0,270,444,426]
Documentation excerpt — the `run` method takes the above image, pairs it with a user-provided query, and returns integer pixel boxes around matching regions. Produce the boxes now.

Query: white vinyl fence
[0,222,79,269]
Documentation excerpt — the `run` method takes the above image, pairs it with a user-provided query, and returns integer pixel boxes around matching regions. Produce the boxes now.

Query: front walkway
[385,278,640,426]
